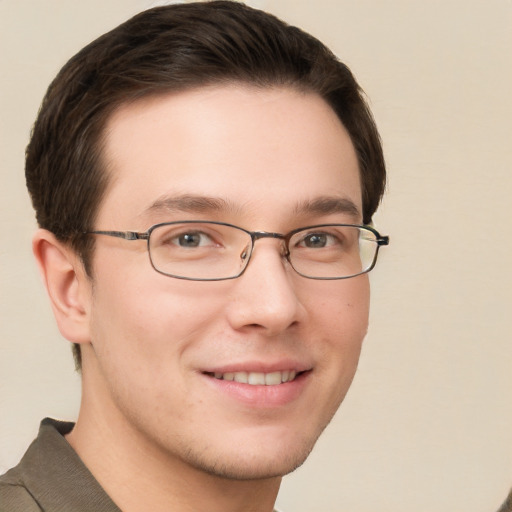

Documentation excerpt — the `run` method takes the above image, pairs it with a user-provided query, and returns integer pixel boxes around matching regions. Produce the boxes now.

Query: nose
[225,239,306,336]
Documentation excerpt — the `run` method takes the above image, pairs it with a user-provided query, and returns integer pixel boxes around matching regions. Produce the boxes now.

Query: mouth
[202,367,312,407]
[205,370,302,386]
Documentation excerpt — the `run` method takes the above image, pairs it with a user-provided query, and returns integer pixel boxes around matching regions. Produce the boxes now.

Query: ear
[32,229,92,345]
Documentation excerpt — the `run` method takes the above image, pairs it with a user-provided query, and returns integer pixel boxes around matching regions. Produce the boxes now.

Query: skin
[34,85,370,512]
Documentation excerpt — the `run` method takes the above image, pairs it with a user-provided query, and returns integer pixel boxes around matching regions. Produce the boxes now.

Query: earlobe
[32,229,92,345]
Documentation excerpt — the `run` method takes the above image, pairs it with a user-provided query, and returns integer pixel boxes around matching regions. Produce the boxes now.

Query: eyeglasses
[87,221,389,281]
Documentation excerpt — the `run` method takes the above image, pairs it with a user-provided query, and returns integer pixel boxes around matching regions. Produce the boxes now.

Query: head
[27,0,386,482]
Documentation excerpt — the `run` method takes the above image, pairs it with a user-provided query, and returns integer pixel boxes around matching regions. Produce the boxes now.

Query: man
[0,2,389,511]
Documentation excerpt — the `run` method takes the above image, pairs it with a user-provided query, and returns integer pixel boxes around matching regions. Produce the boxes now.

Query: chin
[193,447,314,481]
[181,426,323,481]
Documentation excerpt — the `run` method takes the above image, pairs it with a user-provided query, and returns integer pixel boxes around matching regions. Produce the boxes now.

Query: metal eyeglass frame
[86,220,390,281]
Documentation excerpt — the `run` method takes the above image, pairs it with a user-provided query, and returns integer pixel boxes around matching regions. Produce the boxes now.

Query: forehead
[99,85,361,228]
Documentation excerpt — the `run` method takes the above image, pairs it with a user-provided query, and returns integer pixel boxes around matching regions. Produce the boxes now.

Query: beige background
[1,1,511,511]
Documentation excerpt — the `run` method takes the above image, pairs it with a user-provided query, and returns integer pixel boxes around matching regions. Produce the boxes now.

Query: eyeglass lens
[147,222,380,280]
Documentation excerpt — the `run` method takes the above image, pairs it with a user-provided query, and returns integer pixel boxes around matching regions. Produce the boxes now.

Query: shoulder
[0,469,42,512]
[498,488,512,512]
[0,418,75,512]
[0,418,120,512]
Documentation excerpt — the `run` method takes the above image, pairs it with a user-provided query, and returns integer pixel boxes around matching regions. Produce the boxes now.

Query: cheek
[86,278,226,422]
[311,275,370,340]
[87,260,235,375]
[306,276,370,380]
[335,277,370,363]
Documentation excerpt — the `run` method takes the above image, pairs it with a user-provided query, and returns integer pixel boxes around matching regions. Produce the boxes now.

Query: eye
[173,231,213,248]
[298,232,338,249]
[303,233,326,248]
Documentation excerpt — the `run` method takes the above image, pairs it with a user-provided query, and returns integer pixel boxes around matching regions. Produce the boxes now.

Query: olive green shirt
[0,418,120,512]
[499,488,512,512]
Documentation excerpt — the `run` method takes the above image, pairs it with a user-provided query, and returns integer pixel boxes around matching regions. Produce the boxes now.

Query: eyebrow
[144,194,242,216]
[293,196,361,219]
[143,193,360,220]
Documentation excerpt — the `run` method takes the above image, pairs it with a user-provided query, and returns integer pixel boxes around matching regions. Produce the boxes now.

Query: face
[83,85,369,480]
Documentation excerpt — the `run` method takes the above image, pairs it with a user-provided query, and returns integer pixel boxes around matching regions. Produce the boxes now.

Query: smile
[209,370,298,386]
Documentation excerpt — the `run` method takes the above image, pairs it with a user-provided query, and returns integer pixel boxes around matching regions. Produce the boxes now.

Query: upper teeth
[213,370,297,386]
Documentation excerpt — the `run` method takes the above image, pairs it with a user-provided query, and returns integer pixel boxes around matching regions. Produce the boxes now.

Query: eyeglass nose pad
[239,242,251,262]
[272,235,290,258]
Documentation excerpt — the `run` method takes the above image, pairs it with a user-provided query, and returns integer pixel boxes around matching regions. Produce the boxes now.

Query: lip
[200,360,313,408]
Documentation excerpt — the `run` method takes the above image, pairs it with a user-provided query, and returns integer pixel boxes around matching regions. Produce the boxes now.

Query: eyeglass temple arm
[88,230,149,241]
[377,235,390,246]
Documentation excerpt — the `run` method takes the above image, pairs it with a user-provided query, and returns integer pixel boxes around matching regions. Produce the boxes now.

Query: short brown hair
[25,1,386,368]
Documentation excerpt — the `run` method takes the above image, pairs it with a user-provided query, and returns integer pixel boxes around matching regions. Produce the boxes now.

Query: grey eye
[302,233,328,248]
[177,232,202,247]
